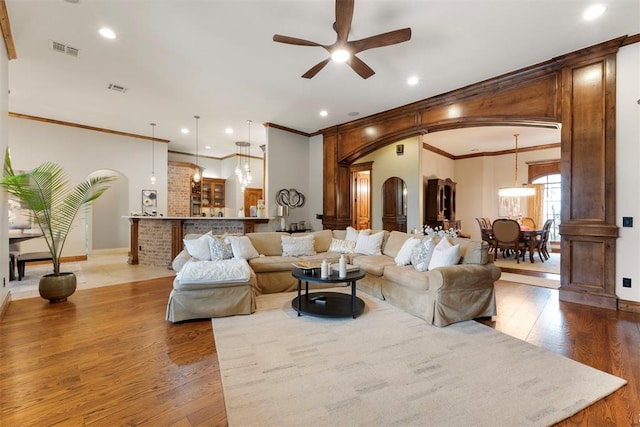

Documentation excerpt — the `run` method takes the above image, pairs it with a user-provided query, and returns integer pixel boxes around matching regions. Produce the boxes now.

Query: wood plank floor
[1,278,639,426]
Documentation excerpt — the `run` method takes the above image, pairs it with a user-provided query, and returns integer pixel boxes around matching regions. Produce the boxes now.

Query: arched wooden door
[382,177,407,232]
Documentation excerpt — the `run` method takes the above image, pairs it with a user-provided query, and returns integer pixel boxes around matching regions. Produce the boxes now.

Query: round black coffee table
[291,267,365,319]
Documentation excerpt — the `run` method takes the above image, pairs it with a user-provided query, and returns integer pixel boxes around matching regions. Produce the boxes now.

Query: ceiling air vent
[107,83,128,93]
[50,40,79,57]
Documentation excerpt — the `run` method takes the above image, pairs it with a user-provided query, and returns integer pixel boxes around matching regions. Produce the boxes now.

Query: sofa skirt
[166,282,256,322]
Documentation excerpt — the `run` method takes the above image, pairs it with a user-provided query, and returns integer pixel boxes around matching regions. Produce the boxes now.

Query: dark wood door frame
[322,37,630,311]
[350,162,373,230]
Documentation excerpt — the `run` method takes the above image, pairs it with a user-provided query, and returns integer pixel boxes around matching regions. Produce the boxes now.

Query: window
[532,174,561,241]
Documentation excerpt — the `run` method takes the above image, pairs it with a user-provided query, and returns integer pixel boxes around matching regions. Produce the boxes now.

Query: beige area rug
[212,289,626,427]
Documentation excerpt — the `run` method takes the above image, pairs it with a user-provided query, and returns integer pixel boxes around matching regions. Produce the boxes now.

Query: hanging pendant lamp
[149,122,156,185]
[498,134,535,197]
[193,115,201,183]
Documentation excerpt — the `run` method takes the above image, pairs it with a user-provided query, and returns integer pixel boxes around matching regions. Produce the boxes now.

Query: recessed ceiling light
[319,110,328,117]
[331,49,350,63]
[98,27,116,39]
[348,111,360,117]
[225,127,234,134]
[470,148,480,152]
[205,145,212,150]
[407,76,419,85]
[181,128,189,134]
[583,4,606,20]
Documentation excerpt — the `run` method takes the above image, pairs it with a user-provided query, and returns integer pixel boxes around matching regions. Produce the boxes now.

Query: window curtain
[529,184,545,229]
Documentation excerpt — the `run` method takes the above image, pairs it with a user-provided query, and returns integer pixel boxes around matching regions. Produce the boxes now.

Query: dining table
[519,226,544,263]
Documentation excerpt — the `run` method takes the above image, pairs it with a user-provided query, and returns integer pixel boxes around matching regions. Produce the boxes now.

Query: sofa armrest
[428,263,501,292]
[172,249,191,272]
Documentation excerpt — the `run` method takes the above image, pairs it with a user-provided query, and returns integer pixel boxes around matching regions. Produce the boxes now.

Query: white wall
[615,43,640,303]
[357,136,421,231]
[266,127,311,229]
[1,42,9,305]
[8,117,169,257]
[308,134,324,231]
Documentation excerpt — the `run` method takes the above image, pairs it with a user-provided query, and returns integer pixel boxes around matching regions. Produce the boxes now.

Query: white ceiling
[6,0,639,158]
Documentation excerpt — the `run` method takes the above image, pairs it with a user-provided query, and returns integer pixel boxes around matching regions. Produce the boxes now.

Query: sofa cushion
[297,229,334,253]
[183,233,212,261]
[328,238,356,254]
[394,237,420,266]
[300,252,342,264]
[281,234,316,257]
[411,237,436,272]
[209,235,233,261]
[248,255,299,273]
[352,254,395,276]
[383,265,430,292]
[354,231,385,255]
[246,232,289,256]
[383,231,413,258]
[428,237,461,270]
[227,235,260,260]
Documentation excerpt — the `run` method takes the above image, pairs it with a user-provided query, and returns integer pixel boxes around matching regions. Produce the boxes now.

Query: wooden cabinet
[382,177,407,232]
[425,178,460,230]
[201,178,226,208]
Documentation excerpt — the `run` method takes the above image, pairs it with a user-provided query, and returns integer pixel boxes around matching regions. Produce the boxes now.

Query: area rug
[212,289,626,427]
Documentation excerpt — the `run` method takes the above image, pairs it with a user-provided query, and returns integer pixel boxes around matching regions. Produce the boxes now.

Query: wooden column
[170,220,185,263]
[127,217,139,265]
[322,127,352,230]
[558,49,619,309]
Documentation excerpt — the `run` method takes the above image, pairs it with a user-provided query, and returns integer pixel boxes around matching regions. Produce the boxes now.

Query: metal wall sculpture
[276,188,305,209]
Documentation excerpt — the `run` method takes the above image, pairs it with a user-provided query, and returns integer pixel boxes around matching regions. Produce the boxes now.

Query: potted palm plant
[2,148,115,302]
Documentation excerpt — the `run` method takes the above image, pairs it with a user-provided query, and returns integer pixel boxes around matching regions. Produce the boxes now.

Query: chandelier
[235,120,253,192]
[149,122,156,185]
[498,134,535,197]
[193,115,201,183]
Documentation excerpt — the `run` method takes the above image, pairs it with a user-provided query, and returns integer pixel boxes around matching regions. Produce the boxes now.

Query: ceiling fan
[273,0,411,79]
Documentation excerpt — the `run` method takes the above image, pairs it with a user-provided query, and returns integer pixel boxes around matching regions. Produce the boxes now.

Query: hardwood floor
[1,278,639,426]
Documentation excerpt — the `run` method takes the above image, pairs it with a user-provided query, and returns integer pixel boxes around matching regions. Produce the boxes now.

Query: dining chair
[492,218,524,263]
[476,218,496,252]
[521,217,536,229]
[539,219,554,260]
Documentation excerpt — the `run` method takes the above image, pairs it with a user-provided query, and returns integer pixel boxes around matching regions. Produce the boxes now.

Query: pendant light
[498,134,536,197]
[235,120,253,193]
[149,122,156,185]
[193,115,201,183]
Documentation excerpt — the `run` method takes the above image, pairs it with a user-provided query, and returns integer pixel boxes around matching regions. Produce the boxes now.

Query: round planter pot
[39,272,77,303]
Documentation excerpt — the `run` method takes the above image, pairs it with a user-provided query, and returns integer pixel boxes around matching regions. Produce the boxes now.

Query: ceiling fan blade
[349,28,412,53]
[302,58,331,79]
[273,34,323,47]
[347,55,375,79]
[335,0,354,42]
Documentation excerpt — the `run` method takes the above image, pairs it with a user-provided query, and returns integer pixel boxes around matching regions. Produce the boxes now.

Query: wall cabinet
[201,178,226,208]
[425,178,460,230]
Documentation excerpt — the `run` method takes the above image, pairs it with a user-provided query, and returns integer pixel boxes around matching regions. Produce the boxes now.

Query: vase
[39,272,77,303]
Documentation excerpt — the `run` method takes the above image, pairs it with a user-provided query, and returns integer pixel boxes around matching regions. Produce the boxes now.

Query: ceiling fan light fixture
[331,49,350,63]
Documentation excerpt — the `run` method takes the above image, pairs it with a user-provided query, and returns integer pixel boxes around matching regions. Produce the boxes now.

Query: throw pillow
[410,237,435,272]
[209,235,233,261]
[394,237,420,266]
[328,238,356,254]
[354,231,384,256]
[345,226,360,242]
[183,233,212,261]
[226,235,260,260]
[281,235,316,257]
[428,237,461,270]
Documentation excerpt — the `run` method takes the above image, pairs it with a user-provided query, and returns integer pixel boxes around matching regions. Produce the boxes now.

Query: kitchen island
[126,216,271,267]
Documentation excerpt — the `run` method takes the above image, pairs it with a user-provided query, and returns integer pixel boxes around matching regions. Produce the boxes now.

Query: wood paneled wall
[322,36,629,309]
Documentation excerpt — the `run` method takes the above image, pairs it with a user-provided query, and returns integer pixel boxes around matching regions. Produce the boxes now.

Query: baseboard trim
[0,291,12,322]
[617,299,640,313]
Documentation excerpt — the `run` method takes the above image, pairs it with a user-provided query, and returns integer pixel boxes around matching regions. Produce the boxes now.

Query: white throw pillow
[226,235,260,260]
[281,235,316,257]
[394,237,420,266]
[345,226,360,242]
[354,231,384,256]
[411,237,435,272]
[428,237,461,270]
[328,238,356,254]
[183,233,213,261]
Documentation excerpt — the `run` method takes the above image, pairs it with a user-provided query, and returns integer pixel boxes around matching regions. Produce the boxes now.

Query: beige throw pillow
[281,235,316,257]
[428,237,461,270]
